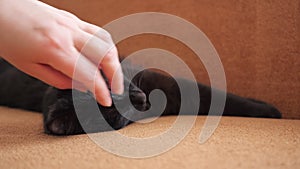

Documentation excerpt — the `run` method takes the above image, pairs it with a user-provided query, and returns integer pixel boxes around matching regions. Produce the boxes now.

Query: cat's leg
[193,84,282,118]
[222,94,282,118]
[187,82,282,118]
[136,70,282,118]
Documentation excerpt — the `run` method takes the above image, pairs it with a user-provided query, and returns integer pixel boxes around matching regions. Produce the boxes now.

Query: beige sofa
[0,0,299,168]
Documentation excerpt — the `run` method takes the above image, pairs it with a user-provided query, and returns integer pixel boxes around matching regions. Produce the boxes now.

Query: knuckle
[83,74,97,89]
[60,10,79,20]
[85,79,95,88]
[104,49,117,63]
[102,29,112,38]
[100,29,112,41]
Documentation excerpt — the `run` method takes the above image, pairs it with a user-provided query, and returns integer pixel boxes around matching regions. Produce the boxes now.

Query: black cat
[0,59,281,135]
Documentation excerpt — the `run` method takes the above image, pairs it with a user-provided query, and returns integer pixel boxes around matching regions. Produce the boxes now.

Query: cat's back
[0,59,49,112]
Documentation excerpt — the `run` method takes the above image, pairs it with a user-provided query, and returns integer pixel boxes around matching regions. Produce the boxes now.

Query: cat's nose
[130,92,147,104]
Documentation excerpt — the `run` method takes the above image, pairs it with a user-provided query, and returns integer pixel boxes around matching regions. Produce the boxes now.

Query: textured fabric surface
[0,107,299,169]
[40,0,300,119]
[1,1,299,169]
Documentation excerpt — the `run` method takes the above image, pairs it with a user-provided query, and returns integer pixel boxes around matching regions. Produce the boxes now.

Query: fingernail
[105,97,112,107]
[111,73,124,95]
[112,85,124,95]
[98,92,112,107]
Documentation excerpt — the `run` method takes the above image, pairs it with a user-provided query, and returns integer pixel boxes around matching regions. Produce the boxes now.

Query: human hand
[0,0,124,106]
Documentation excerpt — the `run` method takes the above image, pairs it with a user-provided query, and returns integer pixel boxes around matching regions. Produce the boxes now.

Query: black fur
[0,59,281,135]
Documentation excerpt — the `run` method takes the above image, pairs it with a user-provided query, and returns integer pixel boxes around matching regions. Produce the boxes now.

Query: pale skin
[0,0,124,107]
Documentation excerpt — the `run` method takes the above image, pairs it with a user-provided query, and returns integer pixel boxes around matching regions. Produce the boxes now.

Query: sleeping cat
[0,59,281,135]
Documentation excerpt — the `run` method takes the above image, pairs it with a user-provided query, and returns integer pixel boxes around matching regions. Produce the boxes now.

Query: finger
[49,49,112,106]
[25,63,73,89]
[79,21,113,44]
[72,80,88,92]
[100,47,124,95]
[74,29,124,94]
[77,55,113,106]
[78,24,124,94]
[28,64,88,92]
[74,29,113,64]
[58,10,113,44]
[58,10,81,21]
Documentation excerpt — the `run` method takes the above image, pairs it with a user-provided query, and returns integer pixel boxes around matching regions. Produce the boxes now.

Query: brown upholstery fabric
[0,107,299,169]
[1,2,299,169]
[41,0,300,119]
